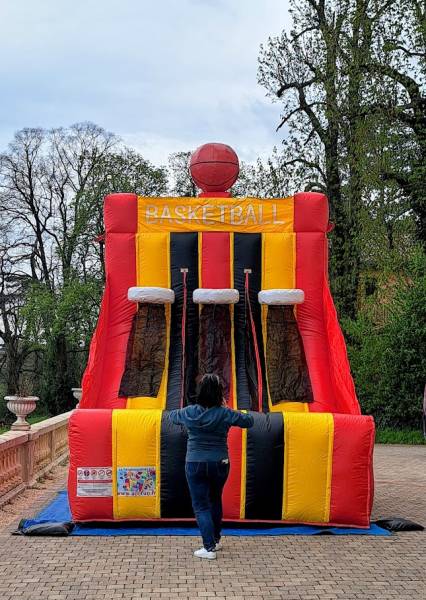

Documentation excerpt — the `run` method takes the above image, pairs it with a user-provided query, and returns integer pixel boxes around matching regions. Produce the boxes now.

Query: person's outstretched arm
[168,407,186,426]
[226,408,254,428]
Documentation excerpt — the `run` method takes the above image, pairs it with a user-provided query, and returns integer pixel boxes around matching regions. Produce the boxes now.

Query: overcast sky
[0,0,291,165]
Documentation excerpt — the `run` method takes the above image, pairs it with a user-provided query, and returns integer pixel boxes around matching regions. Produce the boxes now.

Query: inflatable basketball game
[68,143,375,526]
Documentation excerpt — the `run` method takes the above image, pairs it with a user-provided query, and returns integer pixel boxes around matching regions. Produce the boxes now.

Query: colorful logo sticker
[117,467,156,496]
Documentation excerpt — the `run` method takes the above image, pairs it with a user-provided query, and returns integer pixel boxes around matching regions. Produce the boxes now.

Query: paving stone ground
[0,444,425,600]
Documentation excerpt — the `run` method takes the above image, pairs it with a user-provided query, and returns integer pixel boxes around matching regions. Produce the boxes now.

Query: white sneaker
[194,547,217,560]
[214,542,223,551]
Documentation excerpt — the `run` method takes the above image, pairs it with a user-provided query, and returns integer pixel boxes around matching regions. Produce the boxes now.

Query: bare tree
[0,123,170,413]
[0,223,35,394]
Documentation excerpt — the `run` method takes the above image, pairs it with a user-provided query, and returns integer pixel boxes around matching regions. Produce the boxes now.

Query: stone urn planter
[71,387,82,408]
[5,396,39,431]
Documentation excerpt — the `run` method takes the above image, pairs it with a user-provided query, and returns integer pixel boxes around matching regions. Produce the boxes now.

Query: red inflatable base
[68,409,374,527]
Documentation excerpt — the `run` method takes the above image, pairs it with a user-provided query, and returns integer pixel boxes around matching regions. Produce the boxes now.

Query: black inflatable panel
[160,412,193,517]
[167,233,199,409]
[245,412,284,520]
[233,234,268,411]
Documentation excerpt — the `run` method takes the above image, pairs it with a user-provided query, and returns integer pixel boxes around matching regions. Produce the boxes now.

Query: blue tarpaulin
[19,491,391,536]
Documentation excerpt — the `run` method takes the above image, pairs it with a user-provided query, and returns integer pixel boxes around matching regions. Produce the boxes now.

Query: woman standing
[169,374,254,559]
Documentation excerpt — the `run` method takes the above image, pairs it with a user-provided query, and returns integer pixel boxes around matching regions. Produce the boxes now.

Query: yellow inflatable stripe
[137,196,294,233]
[128,233,171,409]
[112,409,162,519]
[262,233,295,289]
[240,424,247,519]
[283,413,334,523]
[271,403,309,413]
[136,232,170,287]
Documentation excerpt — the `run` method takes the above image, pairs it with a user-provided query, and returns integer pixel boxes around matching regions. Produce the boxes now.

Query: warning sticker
[76,467,113,497]
[117,467,156,496]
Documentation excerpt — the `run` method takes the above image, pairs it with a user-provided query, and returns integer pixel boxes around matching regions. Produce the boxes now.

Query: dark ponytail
[196,374,224,409]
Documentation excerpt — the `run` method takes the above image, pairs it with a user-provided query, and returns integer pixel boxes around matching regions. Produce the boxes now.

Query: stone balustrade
[0,411,72,507]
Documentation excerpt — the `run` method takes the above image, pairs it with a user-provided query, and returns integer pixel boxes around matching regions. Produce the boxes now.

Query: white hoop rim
[128,287,175,304]
[258,289,305,305]
[193,288,240,304]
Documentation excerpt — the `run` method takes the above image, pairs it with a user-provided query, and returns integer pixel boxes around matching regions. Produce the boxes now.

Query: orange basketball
[190,143,239,192]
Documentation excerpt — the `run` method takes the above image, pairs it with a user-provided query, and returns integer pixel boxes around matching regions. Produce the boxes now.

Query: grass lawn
[375,428,425,444]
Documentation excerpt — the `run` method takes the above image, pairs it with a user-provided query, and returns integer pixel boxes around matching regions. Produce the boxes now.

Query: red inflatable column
[294,192,336,412]
[81,193,138,409]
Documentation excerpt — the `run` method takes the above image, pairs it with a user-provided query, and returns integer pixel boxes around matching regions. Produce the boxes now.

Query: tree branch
[365,61,423,104]
[276,76,318,98]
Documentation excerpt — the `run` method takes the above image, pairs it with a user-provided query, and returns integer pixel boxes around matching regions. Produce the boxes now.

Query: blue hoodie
[168,404,254,462]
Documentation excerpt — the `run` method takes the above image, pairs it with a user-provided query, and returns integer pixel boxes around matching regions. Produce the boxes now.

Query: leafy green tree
[257,0,423,317]
[345,247,426,428]
[378,249,426,427]
[368,0,426,243]
[168,152,197,197]
[0,123,169,414]
[258,0,369,317]
[22,279,102,414]
[232,148,292,198]
[82,148,168,278]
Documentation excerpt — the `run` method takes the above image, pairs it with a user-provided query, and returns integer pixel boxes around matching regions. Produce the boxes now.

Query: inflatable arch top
[68,143,375,527]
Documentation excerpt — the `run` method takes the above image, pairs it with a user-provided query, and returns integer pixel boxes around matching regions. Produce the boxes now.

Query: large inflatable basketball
[68,143,375,526]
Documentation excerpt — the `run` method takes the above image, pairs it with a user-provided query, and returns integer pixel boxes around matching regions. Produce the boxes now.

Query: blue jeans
[185,460,230,551]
